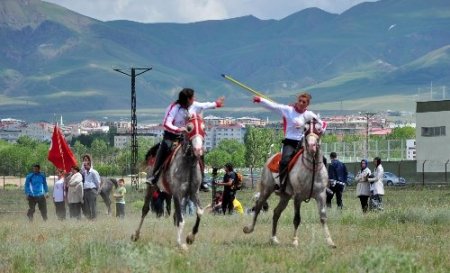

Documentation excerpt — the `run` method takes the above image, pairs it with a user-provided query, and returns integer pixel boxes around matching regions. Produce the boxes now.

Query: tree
[73,141,87,161]
[386,126,415,140]
[244,127,281,169]
[215,139,246,167]
[205,149,231,169]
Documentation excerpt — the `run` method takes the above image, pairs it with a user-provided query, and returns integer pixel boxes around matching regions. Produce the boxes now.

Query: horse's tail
[145,143,161,163]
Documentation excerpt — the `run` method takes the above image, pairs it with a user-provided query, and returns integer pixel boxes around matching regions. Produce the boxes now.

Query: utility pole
[364,112,376,159]
[114,67,152,189]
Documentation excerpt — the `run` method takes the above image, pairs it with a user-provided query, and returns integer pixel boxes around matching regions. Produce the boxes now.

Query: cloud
[44,0,378,23]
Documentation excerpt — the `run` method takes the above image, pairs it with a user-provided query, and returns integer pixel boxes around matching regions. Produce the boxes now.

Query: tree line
[0,126,414,176]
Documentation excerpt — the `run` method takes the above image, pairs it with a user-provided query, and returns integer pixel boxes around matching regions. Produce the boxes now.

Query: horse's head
[185,113,205,157]
[304,119,323,156]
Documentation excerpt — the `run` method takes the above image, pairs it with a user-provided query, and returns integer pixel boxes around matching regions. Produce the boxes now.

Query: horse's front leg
[292,195,302,247]
[271,196,290,245]
[186,192,209,245]
[173,196,187,250]
[243,189,273,234]
[316,191,336,248]
[131,185,154,241]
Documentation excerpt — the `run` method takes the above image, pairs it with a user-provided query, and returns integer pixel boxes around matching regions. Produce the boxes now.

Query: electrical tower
[364,112,376,159]
[113,67,152,189]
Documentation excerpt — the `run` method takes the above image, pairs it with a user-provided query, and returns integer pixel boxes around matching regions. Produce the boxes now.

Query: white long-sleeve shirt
[258,98,325,141]
[163,101,219,134]
[53,178,65,202]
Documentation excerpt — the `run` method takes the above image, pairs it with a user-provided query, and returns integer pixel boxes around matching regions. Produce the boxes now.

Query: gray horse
[132,114,209,250]
[244,121,336,247]
[99,177,118,215]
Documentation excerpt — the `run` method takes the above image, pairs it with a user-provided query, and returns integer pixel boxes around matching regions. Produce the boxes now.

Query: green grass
[0,185,449,273]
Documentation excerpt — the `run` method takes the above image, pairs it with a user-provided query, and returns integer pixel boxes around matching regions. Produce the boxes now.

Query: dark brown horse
[131,113,209,249]
[244,120,336,247]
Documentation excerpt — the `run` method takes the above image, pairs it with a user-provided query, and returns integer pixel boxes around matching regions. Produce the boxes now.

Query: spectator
[24,164,49,221]
[67,166,83,220]
[232,197,244,215]
[355,159,372,213]
[113,178,126,218]
[368,157,385,211]
[82,160,100,219]
[212,191,223,214]
[53,169,66,220]
[182,198,196,216]
[326,152,348,209]
[80,154,92,179]
[215,163,236,215]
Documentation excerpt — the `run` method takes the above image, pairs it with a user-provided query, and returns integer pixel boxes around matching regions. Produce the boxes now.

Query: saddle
[267,148,304,173]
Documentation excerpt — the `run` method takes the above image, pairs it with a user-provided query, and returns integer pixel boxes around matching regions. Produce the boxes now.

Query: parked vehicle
[383,172,406,186]
[346,172,355,186]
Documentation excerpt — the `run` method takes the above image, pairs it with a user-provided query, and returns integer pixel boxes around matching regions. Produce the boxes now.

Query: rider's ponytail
[177,88,194,108]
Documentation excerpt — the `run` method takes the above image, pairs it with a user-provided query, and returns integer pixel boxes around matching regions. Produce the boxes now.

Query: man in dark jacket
[326,152,348,209]
[24,164,49,221]
[215,163,236,215]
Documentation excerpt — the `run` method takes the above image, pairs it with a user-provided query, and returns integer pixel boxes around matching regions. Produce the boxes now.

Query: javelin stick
[221,74,274,102]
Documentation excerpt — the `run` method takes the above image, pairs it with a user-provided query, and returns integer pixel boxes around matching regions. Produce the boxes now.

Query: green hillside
[1,0,450,121]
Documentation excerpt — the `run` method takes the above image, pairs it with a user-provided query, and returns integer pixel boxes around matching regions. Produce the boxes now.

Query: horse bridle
[303,120,323,203]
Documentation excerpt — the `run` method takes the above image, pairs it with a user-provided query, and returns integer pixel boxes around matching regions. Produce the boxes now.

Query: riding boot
[147,140,170,185]
[275,162,289,194]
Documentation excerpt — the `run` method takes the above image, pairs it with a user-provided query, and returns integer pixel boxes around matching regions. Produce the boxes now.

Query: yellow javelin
[221,74,274,102]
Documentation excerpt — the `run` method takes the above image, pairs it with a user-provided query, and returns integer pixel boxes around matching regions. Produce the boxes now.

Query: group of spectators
[326,152,385,212]
[24,154,127,222]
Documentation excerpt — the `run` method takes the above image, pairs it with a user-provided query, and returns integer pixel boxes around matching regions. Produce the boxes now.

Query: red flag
[48,125,77,172]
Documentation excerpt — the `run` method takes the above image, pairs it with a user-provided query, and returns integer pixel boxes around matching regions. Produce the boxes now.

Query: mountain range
[1,0,450,122]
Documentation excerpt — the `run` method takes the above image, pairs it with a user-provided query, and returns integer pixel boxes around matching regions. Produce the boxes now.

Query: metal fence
[322,139,408,162]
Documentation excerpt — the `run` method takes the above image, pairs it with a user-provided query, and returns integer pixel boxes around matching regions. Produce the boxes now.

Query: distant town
[0,112,416,159]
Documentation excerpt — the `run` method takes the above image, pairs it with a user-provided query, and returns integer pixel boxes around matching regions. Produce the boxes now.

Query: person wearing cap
[24,164,49,221]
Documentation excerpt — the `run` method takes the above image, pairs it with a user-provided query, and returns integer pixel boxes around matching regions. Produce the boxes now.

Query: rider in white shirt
[148,88,224,185]
[253,92,326,193]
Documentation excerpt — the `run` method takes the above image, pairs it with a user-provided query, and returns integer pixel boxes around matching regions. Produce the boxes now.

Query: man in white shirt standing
[82,161,101,219]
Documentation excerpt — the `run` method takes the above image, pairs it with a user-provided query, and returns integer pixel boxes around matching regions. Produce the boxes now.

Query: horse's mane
[109,178,118,189]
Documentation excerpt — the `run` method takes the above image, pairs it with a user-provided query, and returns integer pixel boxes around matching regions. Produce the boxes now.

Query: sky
[44,0,378,23]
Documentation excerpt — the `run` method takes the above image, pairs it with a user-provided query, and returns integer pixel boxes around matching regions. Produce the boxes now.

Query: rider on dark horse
[253,92,326,194]
[147,88,224,187]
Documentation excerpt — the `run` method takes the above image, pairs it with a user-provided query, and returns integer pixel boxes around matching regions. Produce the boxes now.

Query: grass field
[0,185,449,273]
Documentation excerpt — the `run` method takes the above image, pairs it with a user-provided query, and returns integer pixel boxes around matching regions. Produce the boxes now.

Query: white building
[21,122,53,142]
[205,124,246,150]
[406,139,416,160]
[415,100,450,172]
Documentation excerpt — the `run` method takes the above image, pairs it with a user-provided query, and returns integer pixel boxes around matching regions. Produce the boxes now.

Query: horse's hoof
[180,244,189,251]
[131,233,139,242]
[292,237,299,247]
[186,233,195,245]
[270,236,280,245]
[243,226,253,234]
[326,238,337,248]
